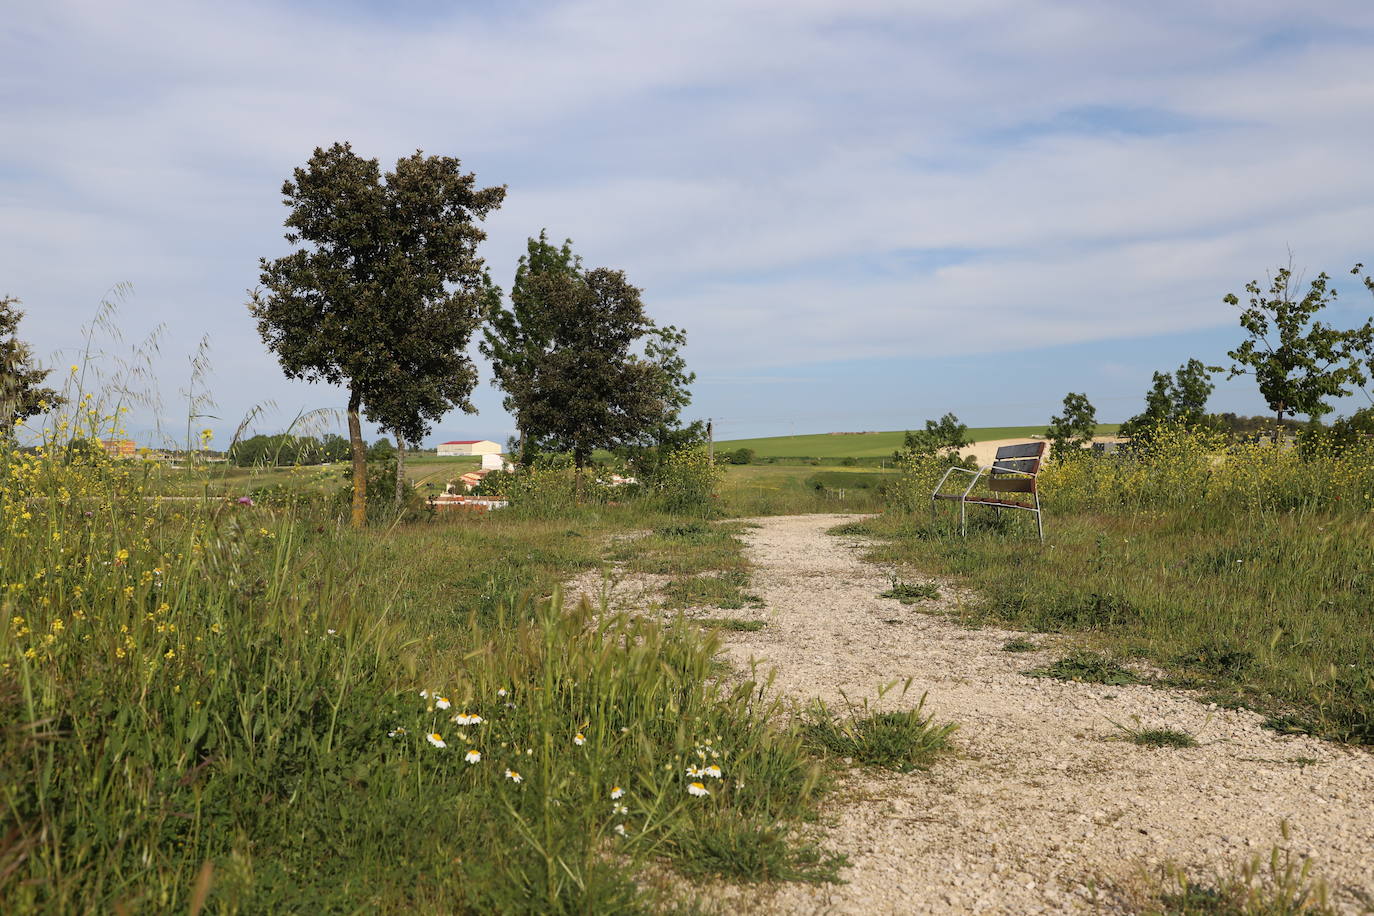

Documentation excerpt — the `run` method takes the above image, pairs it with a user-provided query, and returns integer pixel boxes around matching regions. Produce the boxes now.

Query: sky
[4,0,1374,448]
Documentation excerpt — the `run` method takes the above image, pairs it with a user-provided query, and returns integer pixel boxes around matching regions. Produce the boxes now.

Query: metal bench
[930,441,1046,542]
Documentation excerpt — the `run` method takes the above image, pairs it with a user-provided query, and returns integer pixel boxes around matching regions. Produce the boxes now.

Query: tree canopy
[1047,392,1097,458]
[1119,358,1216,442]
[481,233,695,471]
[1225,262,1373,427]
[250,142,504,525]
[1,295,64,433]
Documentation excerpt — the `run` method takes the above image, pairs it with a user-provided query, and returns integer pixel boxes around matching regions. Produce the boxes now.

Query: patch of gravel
[706,514,1374,915]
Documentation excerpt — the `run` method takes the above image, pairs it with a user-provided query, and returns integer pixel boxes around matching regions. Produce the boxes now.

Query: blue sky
[4,0,1374,447]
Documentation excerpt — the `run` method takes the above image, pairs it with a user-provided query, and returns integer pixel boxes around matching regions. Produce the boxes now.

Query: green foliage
[1121,359,1217,445]
[250,141,504,524]
[802,688,956,773]
[1047,392,1098,459]
[879,578,940,603]
[482,232,696,470]
[0,447,834,911]
[1224,261,1373,425]
[893,412,971,463]
[1025,650,1143,685]
[1127,727,1198,749]
[1000,637,1038,653]
[645,448,720,516]
[0,295,64,432]
[1149,824,1335,915]
[664,569,763,610]
[728,447,755,465]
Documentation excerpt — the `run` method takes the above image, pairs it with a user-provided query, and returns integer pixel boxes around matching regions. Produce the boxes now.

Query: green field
[717,425,1121,459]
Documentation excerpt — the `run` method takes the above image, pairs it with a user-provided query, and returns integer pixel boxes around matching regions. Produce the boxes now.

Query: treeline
[228,434,398,467]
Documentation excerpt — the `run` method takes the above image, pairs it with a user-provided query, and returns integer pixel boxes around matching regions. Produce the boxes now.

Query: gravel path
[708,514,1374,915]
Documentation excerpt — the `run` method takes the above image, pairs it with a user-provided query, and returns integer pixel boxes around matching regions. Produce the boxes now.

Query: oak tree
[250,142,504,525]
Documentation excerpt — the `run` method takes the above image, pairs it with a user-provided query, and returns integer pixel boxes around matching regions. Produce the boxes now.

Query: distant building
[100,439,136,459]
[436,440,502,457]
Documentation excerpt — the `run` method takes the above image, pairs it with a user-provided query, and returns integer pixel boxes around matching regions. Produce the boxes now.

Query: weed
[879,577,940,603]
[665,569,764,609]
[1027,650,1143,685]
[1001,637,1039,652]
[1112,718,1199,749]
[669,818,845,884]
[827,520,873,537]
[1147,824,1335,915]
[802,683,957,773]
[696,618,765,632]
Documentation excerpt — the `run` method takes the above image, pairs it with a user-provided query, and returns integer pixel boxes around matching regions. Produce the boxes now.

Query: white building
[436,439,502,457]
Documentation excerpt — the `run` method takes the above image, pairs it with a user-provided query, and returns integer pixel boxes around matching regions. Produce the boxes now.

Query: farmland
[717,424,1121,459]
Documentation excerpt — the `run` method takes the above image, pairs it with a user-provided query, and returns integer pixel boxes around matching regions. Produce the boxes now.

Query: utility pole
[707,418,714,464]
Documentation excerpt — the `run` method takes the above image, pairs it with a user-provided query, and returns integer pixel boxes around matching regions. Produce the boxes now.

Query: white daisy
[614,824,626,836]
[505,769,523,783]
[687,782,710,798]
[465,749,481,764]
[702,765,722,779]
[387,727,407,738]
[610,786,624,800]
[435,697,451,710]
[573,733,586,746]
[426,733,446,748]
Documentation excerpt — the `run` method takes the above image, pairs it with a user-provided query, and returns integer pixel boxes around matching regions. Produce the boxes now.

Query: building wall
[437,441,502,456]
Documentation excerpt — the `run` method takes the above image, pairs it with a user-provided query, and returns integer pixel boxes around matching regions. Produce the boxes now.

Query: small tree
[1,295,64,433]
[1047,393,1096,458]
[893,413,972,463]
[1120,358,1216,443]
[482,234,694,484]
[250,142,504,526]
[1225,261,1372,434]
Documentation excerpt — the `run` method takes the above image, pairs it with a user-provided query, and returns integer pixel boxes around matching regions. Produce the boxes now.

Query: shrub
[728,447,755,465]
[646,448,720,516]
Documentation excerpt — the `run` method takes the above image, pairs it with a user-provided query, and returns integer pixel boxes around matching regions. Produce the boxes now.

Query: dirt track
[701,515,1374,915]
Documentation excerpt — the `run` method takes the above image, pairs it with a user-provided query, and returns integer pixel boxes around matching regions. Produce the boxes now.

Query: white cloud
[3,0,1373,436]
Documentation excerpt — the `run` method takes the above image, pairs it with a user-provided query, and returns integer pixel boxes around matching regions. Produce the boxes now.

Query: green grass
[696,618,766,632]
[861,507,1374,744]
[717,424,1120,459]
[1025,650,1144,685]
[802,689,957,773]
[1146,825,1335,914]
[1001,637,1039,653]
[1129,728,1199,749]
[879,578,940,603]
[0,449,833,912]
[664,569,764,610]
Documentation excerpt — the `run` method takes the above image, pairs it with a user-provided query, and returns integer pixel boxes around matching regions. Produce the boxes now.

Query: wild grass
[1001,637,1039,652]
[878,578,940,603]
[802,684,957,773]
[0,443,831,911]
[664,569,764,610]
[1145,824,1335,915]
[1110,716,1199,748]
[863,427,1374,744]
[1025,650,1144,685]
[696,618,766,632]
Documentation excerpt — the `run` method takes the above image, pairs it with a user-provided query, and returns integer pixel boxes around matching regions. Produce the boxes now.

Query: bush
[646,448,720,516]
[728,447,755,465]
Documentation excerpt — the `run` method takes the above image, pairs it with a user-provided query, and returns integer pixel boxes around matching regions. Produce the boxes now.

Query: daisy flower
[435,697,451,710]
[465,749,481,764]
[573,733,586,746]
[702,765,722,779]
[426,733,446,748]
[687,782,710,798]
[610,786,624,800]
[505,769,523,783]
[613,803,628,815]
[452,713,483,726]
[614,824,627,836]
[497,688,508,698]
[387,727,407,738]
[686,765,702,778]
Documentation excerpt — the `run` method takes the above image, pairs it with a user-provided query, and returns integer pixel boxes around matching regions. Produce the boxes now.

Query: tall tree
[1225,261,1372,431]
[1119,358,1216,442]
[1047,392,1097,459]
[0,295,64,433]
[482,234,694,478]
[250,142,504,526]
[892,412,972,463]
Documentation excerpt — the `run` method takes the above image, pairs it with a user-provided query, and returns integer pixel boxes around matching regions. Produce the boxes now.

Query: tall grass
[0,440,829,911]
[870,424,1374,744]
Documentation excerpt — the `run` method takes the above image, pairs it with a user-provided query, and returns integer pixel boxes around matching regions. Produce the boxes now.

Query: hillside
[717,425,1121,459]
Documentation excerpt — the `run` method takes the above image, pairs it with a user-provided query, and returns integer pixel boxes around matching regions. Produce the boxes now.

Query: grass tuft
[696,617,765,632]
[803,687,956,773]
[1026,649,1143,685]
[1001,637,1039,652]
[879,578,940,603]
[669,818,846,884]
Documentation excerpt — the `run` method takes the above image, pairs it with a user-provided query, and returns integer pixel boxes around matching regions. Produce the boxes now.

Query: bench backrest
[988,441,1047,493]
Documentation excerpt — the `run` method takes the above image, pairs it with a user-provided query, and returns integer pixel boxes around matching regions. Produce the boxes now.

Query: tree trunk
[394,436,406,506]
[348,387,367,528]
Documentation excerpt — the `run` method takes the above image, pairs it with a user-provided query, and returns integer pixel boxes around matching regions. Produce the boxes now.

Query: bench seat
[930,441,1047,541]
